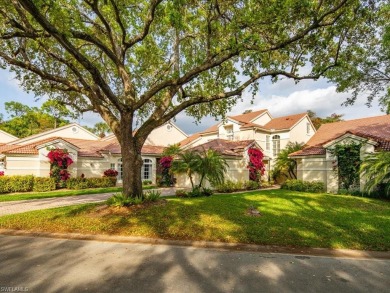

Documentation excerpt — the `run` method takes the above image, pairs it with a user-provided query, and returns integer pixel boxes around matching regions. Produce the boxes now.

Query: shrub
[0,171,4,176]
[0,175,34,193]
[143,190,161,202]
[103,169,118,177]
[175,189,188,197]
[66,178,90,189]
[66,177,117,189]
[281,179,325,193]
[106,193,135,207]
[244,180,260,190]
[142,180,153,186]
[33,177,56,192]
[202,187,214,196]
[217,180,244,193]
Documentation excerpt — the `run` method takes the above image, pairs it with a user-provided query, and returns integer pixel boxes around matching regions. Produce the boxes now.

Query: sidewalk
[0,187,178,216]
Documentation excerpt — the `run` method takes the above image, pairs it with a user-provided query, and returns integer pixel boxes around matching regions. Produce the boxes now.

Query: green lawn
[1,189,389,251]
[0,185,155,202]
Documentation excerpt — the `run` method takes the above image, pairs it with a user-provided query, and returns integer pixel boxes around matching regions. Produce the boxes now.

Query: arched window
[272,135,280,156]
[142,159,153,180]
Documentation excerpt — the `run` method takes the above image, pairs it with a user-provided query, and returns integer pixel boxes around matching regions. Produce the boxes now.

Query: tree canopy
[307,110,344,129]
[0,101,73,137]
[0,0,382,197]
[326,3,389,113]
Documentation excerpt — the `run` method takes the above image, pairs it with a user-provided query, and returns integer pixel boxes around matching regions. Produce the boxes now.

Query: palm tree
[170,150,200,189]
[196,149,228,188]
[360,151,390,197]
[273,142,304,180]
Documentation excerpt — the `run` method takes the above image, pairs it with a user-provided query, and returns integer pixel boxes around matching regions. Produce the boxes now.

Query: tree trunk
[118,114,145,198]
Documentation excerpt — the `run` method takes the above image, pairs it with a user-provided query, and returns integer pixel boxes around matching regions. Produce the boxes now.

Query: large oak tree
[0,0,379,197]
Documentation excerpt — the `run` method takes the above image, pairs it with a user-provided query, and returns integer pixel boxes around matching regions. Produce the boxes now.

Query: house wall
[13,124,98,145]
[0,131,17,143]
[289,116,315,144]
[145,123,188,146]
[175,157,249,188]
[2,155,40,176]
[251,112,272,126]
[296,141,377,193]
[218,119,241,140]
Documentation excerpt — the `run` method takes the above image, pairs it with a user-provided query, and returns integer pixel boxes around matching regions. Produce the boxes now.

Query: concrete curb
[1,228,389,260]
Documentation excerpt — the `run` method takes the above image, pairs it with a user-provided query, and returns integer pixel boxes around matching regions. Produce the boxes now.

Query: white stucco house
[179,109,316,182]
[0,122,188,184]
[290,115,390,193]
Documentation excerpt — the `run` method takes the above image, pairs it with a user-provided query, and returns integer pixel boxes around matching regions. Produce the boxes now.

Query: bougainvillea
[247,148,265,181]
[103,169,119,177]
[0,171,4,176]
[47,148,73,187]
[159,156,174,186]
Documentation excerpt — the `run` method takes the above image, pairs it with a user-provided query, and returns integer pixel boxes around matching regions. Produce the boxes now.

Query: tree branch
[17,0,123,112]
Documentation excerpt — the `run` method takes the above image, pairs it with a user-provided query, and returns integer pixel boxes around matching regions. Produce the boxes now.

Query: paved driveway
[0,188,178,216]
[1,234,389,293]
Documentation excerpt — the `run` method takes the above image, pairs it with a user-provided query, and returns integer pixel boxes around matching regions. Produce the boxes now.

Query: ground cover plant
[0,189,389,251]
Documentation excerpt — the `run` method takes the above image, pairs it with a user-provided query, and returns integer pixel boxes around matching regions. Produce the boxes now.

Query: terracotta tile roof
[290,146,325,157]
[306,115,390,147]
[229,109,268,123]
[189,139,256,157]
[201,123,219,134]
[0,134,166,157]
[291,115,390,157]
[179,133,201,147]
[0,137,82,155]
[199,109,268,134]
[261,113,307,130]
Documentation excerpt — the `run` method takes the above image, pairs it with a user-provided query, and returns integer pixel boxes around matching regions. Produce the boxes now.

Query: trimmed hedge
[281,179,325,193]
[0,175,34,193]
[66,177,117,190]
[214,180,261,193]
[33,177,56,192]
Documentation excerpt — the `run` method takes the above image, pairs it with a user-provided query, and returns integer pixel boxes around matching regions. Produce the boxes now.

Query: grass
[0,189,389,251]
[0,185,156,202]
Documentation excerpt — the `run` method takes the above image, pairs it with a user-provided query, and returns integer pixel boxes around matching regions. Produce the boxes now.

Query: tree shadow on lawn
[52,189,390,251]
[2,190,390,251]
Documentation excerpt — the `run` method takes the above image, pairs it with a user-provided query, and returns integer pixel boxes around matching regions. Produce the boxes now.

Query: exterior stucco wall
[14,125,98,145]
[175,157,249,188]
[295,156,337,192]
[2,155,40,176]
[0,131,17,143]
[289,116,315,144]
[145,123,187,146]
[251,112,272,126]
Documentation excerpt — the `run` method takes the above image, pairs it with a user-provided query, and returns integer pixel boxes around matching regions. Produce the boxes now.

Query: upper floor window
[224,125,234,140]
[272,135,280,156]
[306,123,311,134]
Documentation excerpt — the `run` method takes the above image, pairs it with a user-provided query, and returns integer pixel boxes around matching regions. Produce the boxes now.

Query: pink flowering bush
[0,171,4,176]
[103,169,118,177]
[247,148,265,181]
[47,148,73,188]
[159,156,174,186]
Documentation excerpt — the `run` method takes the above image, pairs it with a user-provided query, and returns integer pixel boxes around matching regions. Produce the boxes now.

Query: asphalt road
[1,235,389,293]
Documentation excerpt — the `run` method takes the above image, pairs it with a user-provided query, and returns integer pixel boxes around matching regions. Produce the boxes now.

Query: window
[225,125,234,140]
[110,163,115,170]
[307,123,311,134]
[117,159,123,180]
[142,159,153,180]
[266,135,270,150]
[272,135,280,156]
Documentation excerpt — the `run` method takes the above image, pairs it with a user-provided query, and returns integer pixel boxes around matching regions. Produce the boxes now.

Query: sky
[0,68,384,135]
